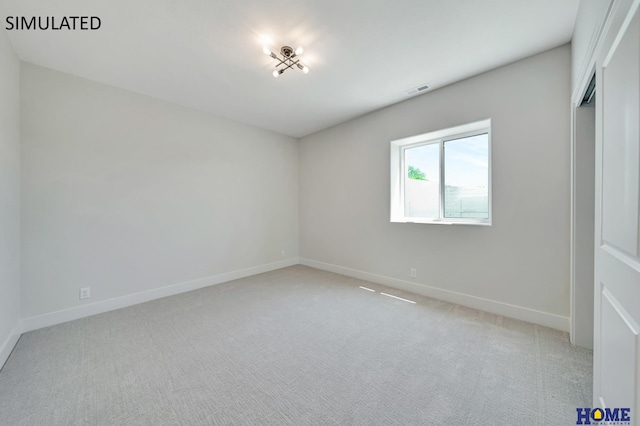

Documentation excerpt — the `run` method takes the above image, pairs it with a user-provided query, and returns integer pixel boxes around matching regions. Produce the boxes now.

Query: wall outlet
[79,287,91,300]
[410,268,417,278]
[281,250,286,258]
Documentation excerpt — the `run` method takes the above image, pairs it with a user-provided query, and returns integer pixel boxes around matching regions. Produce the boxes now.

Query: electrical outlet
[410,268,417,278]
[80,287,91,300]
[281,250,286,258]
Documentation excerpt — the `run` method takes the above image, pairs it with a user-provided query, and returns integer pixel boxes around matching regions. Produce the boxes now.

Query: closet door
[593,0,640,415]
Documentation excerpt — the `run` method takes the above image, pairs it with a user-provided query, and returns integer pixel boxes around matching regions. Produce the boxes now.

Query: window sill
[391,218,491,226]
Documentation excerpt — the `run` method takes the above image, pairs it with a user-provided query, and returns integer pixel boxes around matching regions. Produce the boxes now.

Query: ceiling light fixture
[263,45,310,78]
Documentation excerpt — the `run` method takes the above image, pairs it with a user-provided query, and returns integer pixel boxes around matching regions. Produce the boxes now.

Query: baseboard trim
[0,323,22,371]
[21,258,300,333]
[18,256,569,334]
[300,258,570,332]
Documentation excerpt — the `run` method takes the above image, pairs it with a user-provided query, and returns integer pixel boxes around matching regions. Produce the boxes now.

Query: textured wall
[299,45,571,318]
[572,0,611,91]
[0,27,21,361]
[21,64,299,318]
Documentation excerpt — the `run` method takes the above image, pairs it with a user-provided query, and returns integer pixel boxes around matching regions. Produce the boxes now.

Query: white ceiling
[2,0,579,138]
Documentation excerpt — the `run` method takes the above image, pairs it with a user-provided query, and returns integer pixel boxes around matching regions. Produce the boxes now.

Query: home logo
[576,407,631,425]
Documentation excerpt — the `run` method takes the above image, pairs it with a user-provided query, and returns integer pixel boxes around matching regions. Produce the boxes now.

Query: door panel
[600,285,638,408]
[601,7,640,258]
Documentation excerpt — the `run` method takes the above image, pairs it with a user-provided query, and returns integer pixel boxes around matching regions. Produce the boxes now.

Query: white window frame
[390,118,492,226]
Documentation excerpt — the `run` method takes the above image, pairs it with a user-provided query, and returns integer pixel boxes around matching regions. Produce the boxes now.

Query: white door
[593,0,640,415]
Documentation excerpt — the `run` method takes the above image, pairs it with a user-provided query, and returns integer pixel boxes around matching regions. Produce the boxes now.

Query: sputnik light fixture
[263,44,309,78]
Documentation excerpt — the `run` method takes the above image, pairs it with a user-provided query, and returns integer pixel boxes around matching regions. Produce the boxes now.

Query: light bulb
[262,46,271,55]
[294,46,304,56]
[302,66,309,74]
[272,69,280,78]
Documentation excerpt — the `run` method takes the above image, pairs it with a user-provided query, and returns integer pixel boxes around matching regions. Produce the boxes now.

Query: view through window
[391,119,491,225]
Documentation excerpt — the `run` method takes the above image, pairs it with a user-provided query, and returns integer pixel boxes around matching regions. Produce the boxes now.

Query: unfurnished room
[0,0,638,425]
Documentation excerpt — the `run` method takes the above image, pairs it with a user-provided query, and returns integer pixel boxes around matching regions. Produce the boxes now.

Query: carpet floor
[0,265,592,425]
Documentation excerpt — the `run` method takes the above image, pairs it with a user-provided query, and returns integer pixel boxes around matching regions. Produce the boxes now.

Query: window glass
[391,119,491,225]
[404,143,440,218]
[443,133,489,219]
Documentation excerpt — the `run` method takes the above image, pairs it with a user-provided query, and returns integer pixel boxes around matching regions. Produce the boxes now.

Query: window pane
[444,134,489,219]
[404,143,440,218]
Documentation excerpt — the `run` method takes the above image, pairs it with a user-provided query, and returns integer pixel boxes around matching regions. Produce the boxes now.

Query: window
[390,119,491,225]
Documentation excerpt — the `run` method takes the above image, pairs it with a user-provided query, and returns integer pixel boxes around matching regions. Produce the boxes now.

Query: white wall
[572,101,595,348]
[0,28,21,366]
[570,0,608,348]
[299,45,571,328]
[21,64,298,320]
[572,0,611,91]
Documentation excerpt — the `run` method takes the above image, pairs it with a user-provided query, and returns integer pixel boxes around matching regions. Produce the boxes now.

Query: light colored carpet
[0,265,592,425]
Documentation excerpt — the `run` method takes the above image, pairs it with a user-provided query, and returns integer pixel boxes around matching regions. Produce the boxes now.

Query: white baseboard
[18,256,569,336]
[300,258,570,332]
[0,323,22,370]
[21,258,300,333]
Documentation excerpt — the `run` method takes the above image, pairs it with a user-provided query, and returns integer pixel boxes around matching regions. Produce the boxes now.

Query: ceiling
[1,0,579,138]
